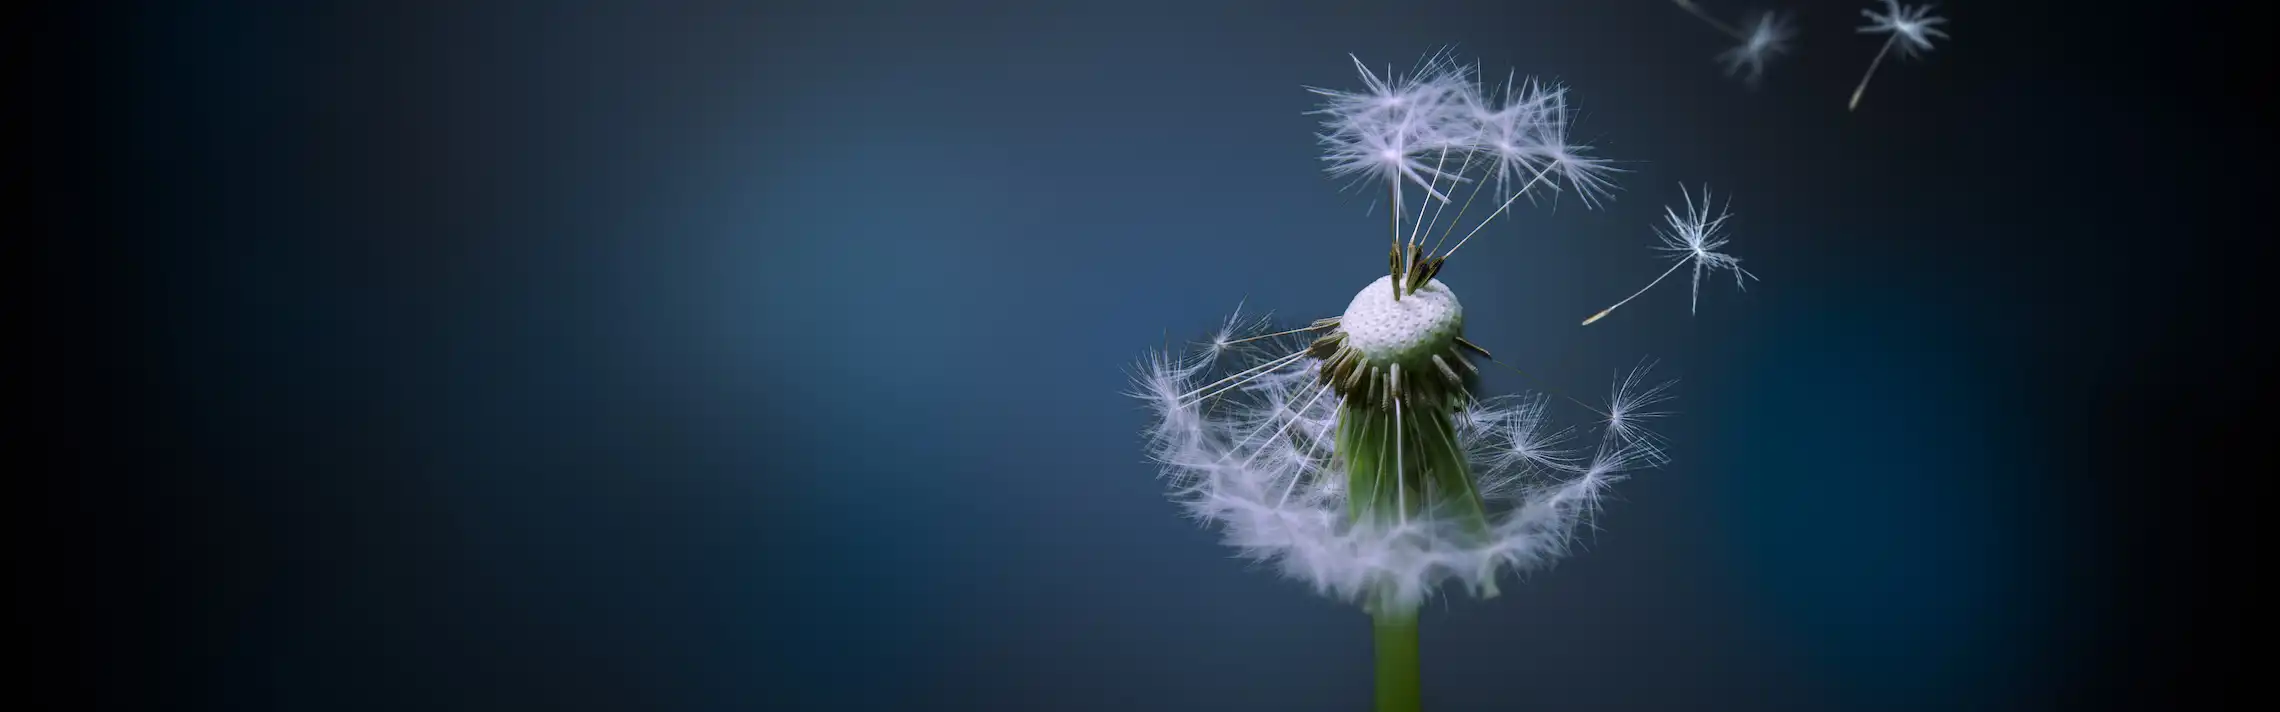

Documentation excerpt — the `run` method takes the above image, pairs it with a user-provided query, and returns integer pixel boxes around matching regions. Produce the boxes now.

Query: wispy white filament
[1717,11,1796,86]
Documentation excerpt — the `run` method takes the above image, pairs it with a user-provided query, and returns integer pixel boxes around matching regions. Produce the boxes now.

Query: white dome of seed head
[1340,275,1462,366]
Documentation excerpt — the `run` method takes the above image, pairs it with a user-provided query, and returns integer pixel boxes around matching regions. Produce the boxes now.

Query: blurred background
[21,1,2264,710]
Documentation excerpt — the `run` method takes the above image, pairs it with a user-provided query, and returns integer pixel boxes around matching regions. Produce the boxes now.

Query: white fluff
[1132,317,1673,611]
[1717,11,1796,87]
[1308,51,1619,214]
[1850,0,1952,109]
[1859,0,1951,58]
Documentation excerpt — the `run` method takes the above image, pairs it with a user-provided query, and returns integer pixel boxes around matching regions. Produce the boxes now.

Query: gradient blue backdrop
[28,1,2256,711]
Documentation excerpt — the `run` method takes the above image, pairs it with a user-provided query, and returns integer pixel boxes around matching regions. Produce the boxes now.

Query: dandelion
[1850,0,1951,110]
[1672,1,1794,85]
[1308,50,1479,216]
[1582,183,1756,326]
[1134,53,1719,712]
[1599,358,1678,459]
[1716,11,1796,87]
[1520,87,1621,209]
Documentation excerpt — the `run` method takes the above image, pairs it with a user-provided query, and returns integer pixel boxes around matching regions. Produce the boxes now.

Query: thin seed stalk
[1850,33,1898,111]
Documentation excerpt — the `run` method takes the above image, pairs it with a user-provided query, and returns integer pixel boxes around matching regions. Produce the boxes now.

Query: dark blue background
[24,1,2260,710]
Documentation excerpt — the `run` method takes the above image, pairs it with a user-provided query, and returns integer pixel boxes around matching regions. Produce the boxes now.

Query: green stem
[1372,606,1422,712]
[1337,394,1466,712]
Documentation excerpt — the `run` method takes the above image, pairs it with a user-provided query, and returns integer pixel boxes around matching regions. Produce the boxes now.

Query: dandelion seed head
[1134,52,1696,614]
[1653,184,1757,315]
[1581,183,1760,325]
[1601,358,1676,461]
[1717,11,1796,85]
[1859,0,1950,57]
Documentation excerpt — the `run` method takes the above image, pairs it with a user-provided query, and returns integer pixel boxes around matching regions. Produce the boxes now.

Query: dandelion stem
[1583,258,1688,325]
[1371,606,1423,712]
[1850,34,1898,111]
[1671,0,1748,41]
